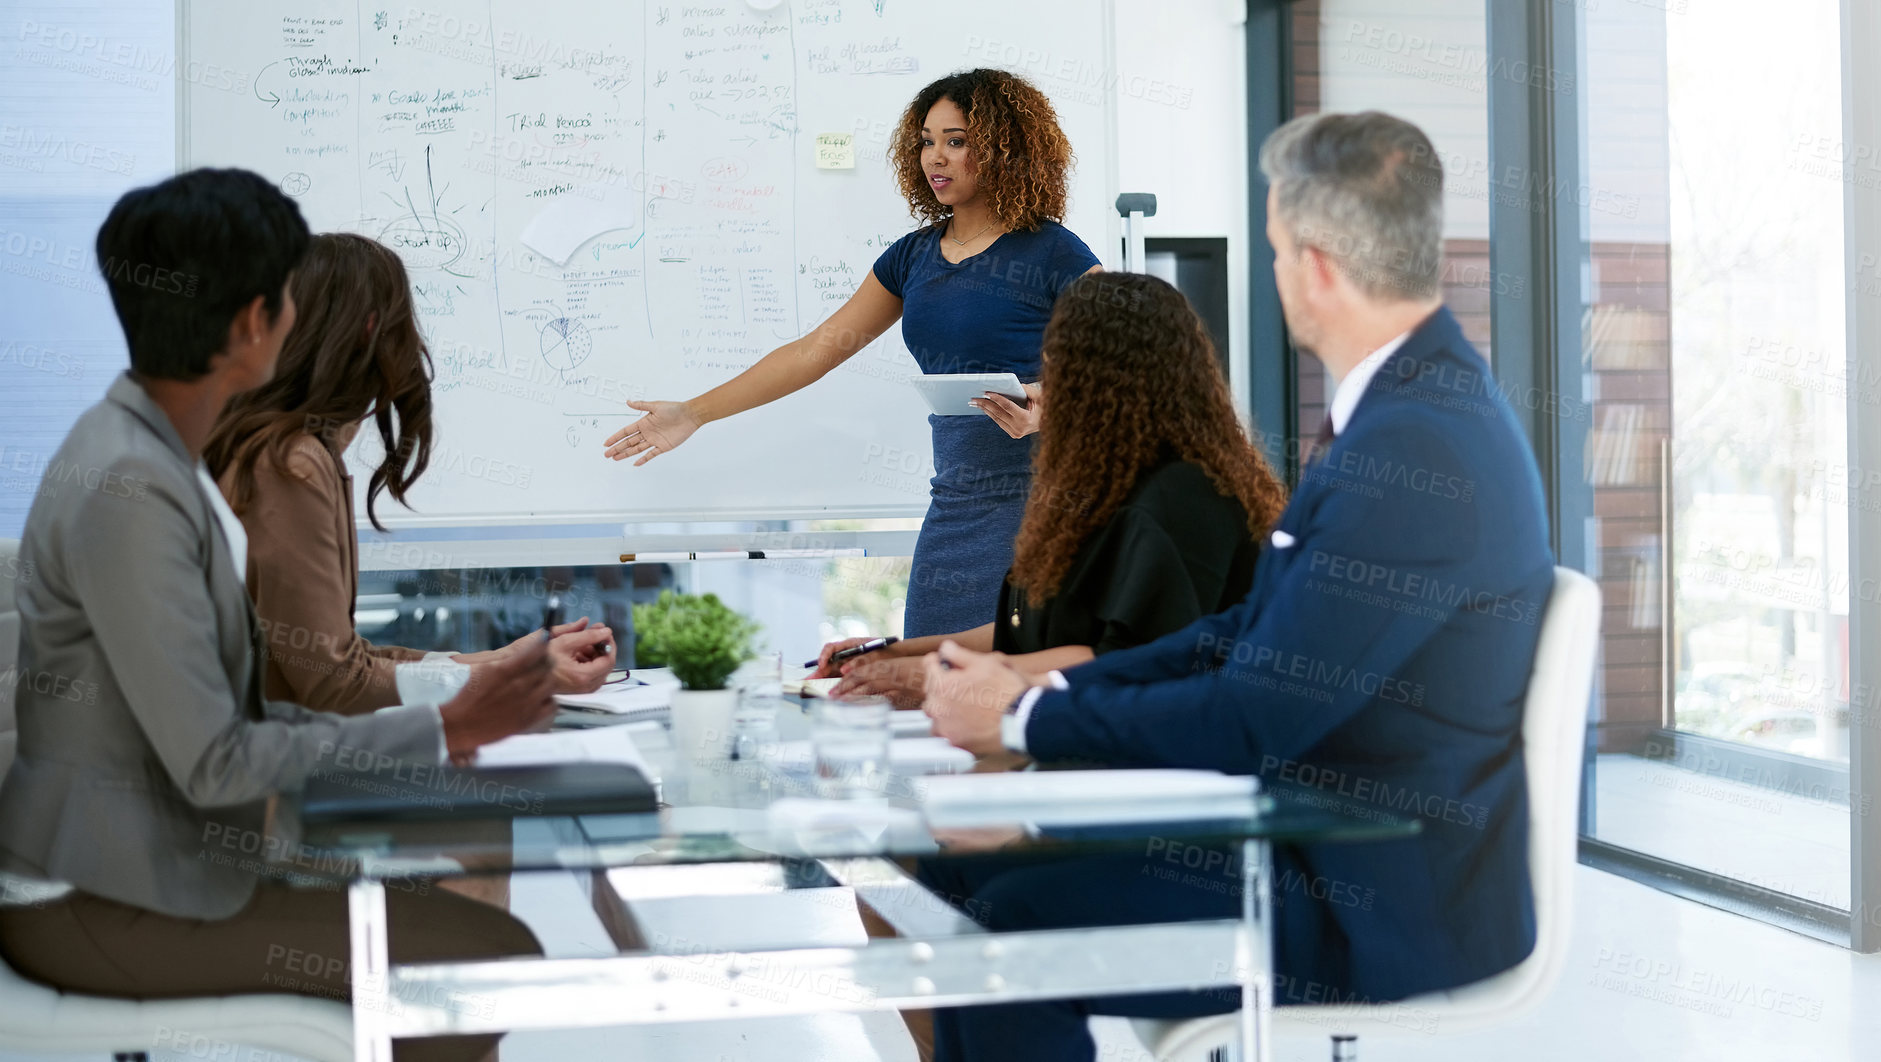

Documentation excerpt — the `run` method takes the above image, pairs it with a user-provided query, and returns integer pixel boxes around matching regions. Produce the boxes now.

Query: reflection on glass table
[286,703,1415,1062]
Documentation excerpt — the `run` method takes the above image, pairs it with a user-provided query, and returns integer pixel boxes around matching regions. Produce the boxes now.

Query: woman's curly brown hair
[1011,272,1289,600]
[889,68,1074,231]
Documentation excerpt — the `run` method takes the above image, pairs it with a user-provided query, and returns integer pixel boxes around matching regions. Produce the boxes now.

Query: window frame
[1245,0,1881,949]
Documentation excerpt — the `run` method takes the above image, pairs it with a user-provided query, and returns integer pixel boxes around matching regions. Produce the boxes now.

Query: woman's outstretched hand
[604,400,702,465]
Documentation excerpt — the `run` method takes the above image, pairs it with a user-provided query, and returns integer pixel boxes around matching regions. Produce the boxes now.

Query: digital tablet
[910,372,1029,416]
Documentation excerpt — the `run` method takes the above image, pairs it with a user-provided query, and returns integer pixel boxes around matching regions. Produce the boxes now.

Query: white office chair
[1134,566,1601,1061]
[0,537,354,1062]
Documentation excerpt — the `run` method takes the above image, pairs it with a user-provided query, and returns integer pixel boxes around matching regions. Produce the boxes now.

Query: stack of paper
[889,710,933,736]
[918,770,1260,827]
[474,725,654,776]
[761,736,973,775]
[782,676,842,699]
[555,670,679,723]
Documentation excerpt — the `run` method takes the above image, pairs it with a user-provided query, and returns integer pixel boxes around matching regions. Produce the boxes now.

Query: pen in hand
[804,636,900,669]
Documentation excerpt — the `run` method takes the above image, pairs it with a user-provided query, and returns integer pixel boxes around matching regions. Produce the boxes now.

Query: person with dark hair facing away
[812,272,1287,706]
[605,68,1102,637]
[917,111,1554,1062]
[0,169,547,1062]
[206,233,615,719]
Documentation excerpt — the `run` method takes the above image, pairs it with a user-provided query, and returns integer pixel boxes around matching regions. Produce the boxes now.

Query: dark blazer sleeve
[1026,419,1476,771]
[1056,597,1259,687]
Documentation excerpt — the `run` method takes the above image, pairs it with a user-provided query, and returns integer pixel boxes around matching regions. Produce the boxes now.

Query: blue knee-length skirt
[902,415,1034,638]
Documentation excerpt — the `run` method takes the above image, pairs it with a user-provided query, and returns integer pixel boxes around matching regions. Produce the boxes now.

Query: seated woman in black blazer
[817,271,1287,704]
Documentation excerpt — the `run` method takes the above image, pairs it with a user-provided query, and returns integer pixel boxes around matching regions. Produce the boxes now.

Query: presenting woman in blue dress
[603,68,1100,636]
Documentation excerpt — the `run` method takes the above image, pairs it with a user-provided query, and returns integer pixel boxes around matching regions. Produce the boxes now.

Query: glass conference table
[289,701,1418,1062]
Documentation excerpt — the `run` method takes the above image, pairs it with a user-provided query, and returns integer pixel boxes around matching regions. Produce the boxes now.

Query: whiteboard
[179,0,1117,527]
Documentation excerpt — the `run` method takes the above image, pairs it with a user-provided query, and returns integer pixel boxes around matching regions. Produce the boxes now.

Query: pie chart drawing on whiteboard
[539,316,592,377]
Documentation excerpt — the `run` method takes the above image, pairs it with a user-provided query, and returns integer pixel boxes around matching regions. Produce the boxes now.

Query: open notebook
[555,668,679,724]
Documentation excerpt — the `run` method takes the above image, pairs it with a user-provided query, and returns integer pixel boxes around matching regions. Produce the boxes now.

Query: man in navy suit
[919,111,1555,1062]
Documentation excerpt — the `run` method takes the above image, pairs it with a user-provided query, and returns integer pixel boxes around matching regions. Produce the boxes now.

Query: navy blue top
[872,220,1101,380]
[870,220,1099,498]
[871,221,1099,636]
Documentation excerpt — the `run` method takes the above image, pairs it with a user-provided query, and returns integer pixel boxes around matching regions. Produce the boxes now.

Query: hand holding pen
[536,594,619,694]
[807,636,899,678]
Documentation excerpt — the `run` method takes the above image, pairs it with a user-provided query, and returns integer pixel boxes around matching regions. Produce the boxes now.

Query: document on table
[889,710,932,736]
[782,676,841,698]
[474,725,654,776]
[918,769,1261,827]
[762,736,973,774]
[555,668,680,721]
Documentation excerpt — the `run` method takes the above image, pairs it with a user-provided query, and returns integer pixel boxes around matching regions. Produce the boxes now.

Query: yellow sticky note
[815,133,856,170]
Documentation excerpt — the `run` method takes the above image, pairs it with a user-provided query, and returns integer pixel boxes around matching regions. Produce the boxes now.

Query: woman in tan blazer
[205,233,616,717]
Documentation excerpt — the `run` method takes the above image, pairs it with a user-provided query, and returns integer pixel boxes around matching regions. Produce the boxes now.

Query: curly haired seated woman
[814,271,1288,706]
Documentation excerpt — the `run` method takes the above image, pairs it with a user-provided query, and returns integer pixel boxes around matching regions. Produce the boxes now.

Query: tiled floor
[5,858,1874,1061]
[1262,867,1879,1062]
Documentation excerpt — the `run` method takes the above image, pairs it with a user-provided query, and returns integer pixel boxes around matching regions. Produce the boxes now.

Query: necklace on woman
[947,218,994,246]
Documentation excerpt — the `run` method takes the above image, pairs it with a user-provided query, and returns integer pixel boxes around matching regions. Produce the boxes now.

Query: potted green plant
[633,591,760,763]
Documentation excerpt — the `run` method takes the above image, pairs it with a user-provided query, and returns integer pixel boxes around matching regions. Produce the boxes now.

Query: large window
[1579,0,1852,914]
[1266,0,1868,936]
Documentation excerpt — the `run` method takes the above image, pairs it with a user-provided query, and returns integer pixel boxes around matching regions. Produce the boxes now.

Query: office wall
[1289,0,1495,432]
[0,3,177,539]
[1315,0,1491,241]
[1112,0,1251,416]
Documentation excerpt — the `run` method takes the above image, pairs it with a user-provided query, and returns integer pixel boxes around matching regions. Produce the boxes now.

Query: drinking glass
[812,696,892,800]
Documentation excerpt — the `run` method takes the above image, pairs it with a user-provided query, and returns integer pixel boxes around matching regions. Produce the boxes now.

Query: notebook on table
[301,727,659,823]
[556,668,679,723]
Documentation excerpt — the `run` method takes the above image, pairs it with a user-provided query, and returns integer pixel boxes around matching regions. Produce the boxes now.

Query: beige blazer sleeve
[226,436,408,714]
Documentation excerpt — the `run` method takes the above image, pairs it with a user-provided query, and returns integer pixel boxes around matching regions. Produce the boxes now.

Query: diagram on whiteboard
[374,147,473,277]
[537,313,593,378]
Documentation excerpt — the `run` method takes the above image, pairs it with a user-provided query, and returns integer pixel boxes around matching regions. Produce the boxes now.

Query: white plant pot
[669,687,738,768]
